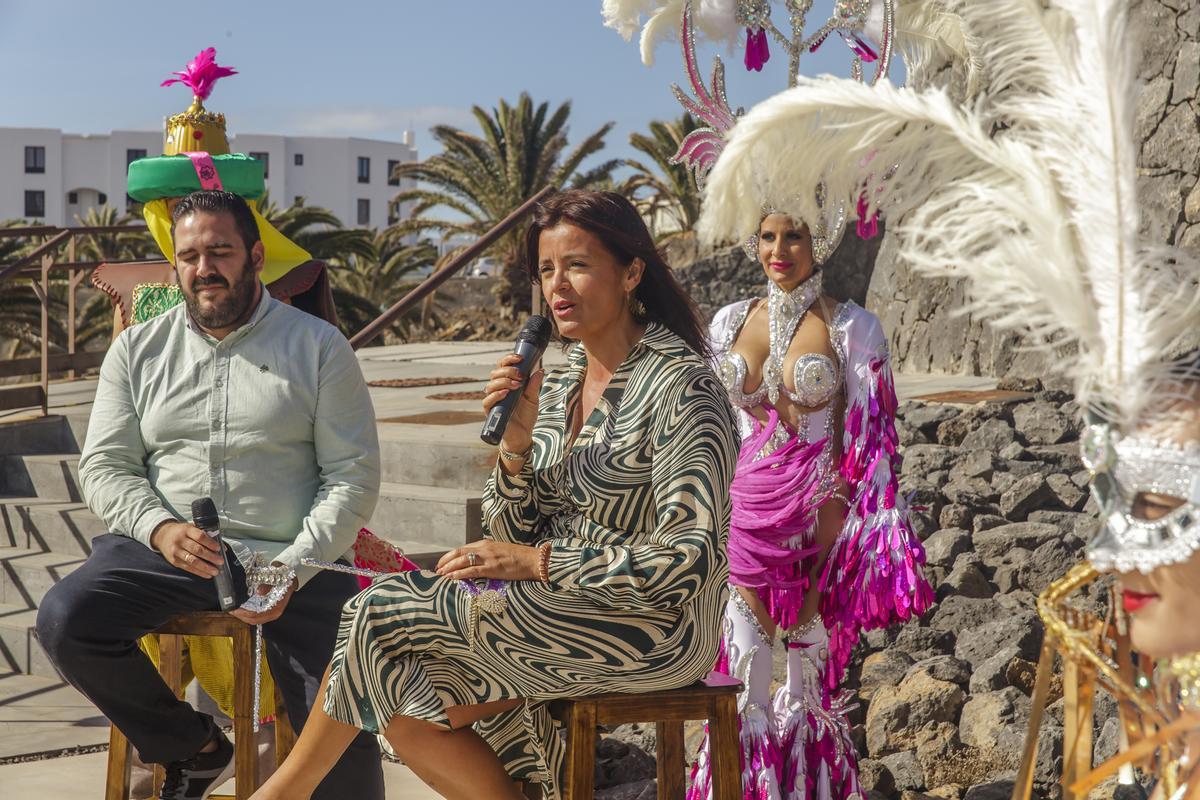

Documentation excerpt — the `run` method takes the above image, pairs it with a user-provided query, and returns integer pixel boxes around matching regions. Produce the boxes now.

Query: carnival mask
[1083,424,1200,574]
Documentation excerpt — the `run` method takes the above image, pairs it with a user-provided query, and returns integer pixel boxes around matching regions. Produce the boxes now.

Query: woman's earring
[743,234,760,261]
[628,292,647,319]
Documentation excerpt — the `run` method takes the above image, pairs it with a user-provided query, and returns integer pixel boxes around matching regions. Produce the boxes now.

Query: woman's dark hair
[523,190,710,358]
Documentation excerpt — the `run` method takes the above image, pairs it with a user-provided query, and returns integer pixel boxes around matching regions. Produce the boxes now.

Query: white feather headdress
[698,0,1200,432]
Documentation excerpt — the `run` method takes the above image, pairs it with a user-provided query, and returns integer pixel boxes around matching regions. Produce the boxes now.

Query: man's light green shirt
[79,289,380,587]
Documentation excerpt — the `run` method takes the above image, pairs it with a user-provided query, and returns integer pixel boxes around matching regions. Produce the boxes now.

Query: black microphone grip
[191,498,238,611]
[481,338,542,446]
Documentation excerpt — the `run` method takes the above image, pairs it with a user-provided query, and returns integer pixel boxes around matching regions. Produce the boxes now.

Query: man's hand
[150,520,223,579]
[229,564,298,625]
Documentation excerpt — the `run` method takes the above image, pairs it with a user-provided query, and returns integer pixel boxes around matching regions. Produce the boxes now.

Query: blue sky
[0,0,882,170]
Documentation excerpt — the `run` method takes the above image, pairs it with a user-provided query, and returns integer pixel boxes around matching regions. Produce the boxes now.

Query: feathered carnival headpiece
[694,0,1200,574]
[603,0,976,264]
[127,47,311,283]
[161,47,238,156]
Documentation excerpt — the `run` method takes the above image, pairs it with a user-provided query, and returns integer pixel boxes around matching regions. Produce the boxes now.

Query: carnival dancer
[604,3,941,797]
[689,0,1200,796]
[249,190,738,800]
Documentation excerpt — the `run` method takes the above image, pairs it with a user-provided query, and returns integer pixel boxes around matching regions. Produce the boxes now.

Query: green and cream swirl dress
[323,322,738,799]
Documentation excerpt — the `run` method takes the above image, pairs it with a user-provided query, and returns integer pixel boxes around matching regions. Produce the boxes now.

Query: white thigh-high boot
[774,618,862,800]
[688,591,782,800]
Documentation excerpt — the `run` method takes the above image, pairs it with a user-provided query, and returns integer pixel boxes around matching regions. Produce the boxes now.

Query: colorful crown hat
[161,48,236,156]
[127,47,310,284]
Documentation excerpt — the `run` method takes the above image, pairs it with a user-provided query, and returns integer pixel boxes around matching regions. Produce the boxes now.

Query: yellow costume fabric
[138,631,278,722]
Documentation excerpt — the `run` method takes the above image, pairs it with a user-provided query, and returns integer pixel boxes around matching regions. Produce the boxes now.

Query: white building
[0,127,418,229]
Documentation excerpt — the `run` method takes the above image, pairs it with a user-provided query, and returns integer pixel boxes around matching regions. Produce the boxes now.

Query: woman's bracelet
[498,443,532,463]
[536,541,552,584]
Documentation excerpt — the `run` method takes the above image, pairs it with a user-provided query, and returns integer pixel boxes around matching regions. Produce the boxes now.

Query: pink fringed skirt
[727,409,835,630]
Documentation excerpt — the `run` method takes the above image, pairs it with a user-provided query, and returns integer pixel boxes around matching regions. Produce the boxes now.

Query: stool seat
[548,671,743,800]
[104,612,295,800]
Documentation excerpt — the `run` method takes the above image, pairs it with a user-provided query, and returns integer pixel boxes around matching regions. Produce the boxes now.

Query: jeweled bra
[716,272,842,412]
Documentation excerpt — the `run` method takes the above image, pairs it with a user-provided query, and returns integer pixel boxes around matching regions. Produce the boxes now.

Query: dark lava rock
[999,474,1057,519]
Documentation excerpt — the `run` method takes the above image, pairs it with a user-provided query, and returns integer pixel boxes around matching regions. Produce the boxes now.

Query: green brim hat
[126,153,265,203]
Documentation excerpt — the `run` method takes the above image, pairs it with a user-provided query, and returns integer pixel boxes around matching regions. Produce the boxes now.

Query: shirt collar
[565,322,685,368]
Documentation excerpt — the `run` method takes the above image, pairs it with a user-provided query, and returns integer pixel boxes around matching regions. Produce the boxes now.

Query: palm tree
[73,206,157,263]
[258,194,376,266]
[389,93,620,315]
[0,220,68,359]
[328,232,440,341]
[621,114,704,243]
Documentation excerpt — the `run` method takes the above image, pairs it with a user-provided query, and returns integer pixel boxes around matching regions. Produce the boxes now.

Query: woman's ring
[185,552,194,565]
[467,552,479,567]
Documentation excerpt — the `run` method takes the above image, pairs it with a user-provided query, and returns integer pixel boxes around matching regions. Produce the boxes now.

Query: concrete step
[0,546,85,608]
[0,454,82,502]
[0,415,80,460]
[377,424,497,490]
[372,482,483,550]
[0,603,55,679]
[0,500,103,557]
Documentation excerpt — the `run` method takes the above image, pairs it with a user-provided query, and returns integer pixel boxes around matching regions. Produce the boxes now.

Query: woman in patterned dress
[251,190,738,800]
[688,213,933,800]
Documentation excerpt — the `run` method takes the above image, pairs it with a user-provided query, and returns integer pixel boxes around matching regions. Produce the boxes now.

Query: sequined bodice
[714,274,843,414]
[718,349,841,410]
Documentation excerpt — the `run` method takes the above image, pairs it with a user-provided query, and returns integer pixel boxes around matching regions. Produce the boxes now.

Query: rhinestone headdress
[605,1,898,264]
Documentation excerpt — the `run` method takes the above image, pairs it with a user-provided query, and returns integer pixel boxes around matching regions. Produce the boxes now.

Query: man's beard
[181,256,259,330]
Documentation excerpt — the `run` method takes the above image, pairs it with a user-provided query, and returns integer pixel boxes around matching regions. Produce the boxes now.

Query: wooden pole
[349,186,555,350]
[39,253,51,416]
[67,237,78,379]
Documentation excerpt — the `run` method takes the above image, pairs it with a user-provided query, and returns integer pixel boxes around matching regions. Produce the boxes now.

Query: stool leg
[105,723,133,800]
[708,694,742,800]
[564,701,597,800]
[273,683,296,767]
[152,633,185,796]
[655,721,686,800]
[232,626,258,800]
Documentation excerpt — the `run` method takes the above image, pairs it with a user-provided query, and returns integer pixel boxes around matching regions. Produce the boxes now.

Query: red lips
[1122,590,1159,613]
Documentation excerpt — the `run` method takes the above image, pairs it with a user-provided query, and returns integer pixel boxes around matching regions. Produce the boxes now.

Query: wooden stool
[549,671,743,800]
[104,612,297,800]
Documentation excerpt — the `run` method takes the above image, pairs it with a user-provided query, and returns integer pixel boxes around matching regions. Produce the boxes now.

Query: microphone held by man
[191,497,238,611]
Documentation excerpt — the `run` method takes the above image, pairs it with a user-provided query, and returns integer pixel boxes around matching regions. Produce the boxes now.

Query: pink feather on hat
[160,48,237,101]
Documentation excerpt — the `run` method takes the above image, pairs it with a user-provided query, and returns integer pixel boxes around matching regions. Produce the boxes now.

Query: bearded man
[36,190,384,800]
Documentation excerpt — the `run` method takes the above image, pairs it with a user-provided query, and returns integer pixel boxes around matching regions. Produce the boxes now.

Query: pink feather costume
[688,293,933,800]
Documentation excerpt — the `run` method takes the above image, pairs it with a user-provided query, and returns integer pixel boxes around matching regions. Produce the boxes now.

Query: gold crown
[163,96,229,156]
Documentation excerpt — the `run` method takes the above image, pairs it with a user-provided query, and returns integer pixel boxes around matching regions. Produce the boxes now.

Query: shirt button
[213,420,221,430]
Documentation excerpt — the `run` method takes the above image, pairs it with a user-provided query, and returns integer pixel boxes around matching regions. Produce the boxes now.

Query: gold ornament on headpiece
[159,48,236,156]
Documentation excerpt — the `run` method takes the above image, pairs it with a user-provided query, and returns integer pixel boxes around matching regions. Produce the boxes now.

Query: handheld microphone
[481,315,552,446]
[191,498,238,611]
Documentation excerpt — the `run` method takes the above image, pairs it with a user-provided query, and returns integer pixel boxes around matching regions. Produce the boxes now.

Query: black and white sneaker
[158,730,235,800]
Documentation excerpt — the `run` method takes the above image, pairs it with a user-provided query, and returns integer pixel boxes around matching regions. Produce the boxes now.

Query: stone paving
[0,340,994,796]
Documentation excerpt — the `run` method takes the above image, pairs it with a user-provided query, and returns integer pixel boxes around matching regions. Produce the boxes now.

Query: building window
[249,151,270,178]
[357,156,370,184]
[126,148,147,167]
[24,146,45,174]
[357,198,370,225]
[387,159,400,187]
[67,191,78,204]
[24,190,45,218]
[294,153,303,166]
[98,192,107,205]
